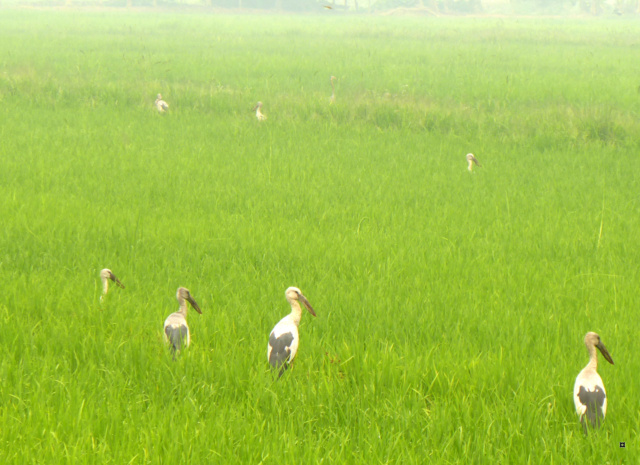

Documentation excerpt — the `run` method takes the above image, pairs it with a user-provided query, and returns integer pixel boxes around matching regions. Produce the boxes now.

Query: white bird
[330,75,337,104]
[163,287,202,358]
[574,332,614,433]
[466,153,481,171]
[155,93,169,113]
[99,268,124,302]
[253,101,267,121]
[267,287,316,377]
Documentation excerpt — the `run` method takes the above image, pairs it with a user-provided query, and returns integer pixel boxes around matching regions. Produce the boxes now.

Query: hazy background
[2,0,640,16]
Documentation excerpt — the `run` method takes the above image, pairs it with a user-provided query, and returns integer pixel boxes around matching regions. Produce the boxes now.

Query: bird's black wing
[577,385,606,430]
[269,331,295,376]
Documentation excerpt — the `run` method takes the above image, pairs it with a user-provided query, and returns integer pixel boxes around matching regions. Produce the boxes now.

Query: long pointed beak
[109,272,125,289]
[298,293,316,317]
[187,295,202,314]
[596,341,614,365]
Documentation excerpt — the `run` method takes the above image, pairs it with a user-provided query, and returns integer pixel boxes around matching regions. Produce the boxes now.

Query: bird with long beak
[267,287,316,377]
[163,287,202,359]
[253,101,267,121]
[574,332,614,433]
[330,76,337,104]
[100,268,124,302]
[155,93,169,113]
[466,153,481,171]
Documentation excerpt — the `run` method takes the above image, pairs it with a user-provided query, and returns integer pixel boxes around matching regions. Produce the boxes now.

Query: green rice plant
[0,10,638,464]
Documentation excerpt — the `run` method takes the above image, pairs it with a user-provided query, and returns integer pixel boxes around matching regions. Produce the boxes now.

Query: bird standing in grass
[164,287,202,359]
[100,268,124,302]
[330,75,337,104]
[466,153,481,171]
[155,93,169,113]
[253,101,267,121]
[267,287,316,377]
[574,332,614,433]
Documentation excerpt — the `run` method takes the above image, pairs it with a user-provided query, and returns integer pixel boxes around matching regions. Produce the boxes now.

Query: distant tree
[441,0,483,12]
[574,0,602,13]
[419,0,439,11]
[373,0,464,10]
[619,0,640,13]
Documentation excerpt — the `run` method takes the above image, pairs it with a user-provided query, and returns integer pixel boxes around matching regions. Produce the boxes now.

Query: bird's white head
[466,153,475,161]
[157,94,162,100]
[285,286,316,317]
[177,287,202,314]
[253,101,263,111]
[100,269,125,288]
[584,332,614,365]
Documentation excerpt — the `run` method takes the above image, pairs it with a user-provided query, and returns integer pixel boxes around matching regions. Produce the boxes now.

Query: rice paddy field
[1,9,639,463]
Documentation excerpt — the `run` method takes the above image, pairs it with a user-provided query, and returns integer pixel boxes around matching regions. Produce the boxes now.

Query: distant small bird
[267,287,316,377]
[466,153,481,171]
[330,75,337,104]
[253,101,267,121]
[323,5,333,9]
[574,332,614,433]
[163,287,202,359]
[100,268,124,302]
[155,93,169,113]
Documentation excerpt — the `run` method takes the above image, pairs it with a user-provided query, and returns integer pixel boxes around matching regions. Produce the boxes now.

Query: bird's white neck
[288,300,303,326]
[178,298,189,316]
[256,108,263,118]
[102,277,109,295]
[586,344,598,371]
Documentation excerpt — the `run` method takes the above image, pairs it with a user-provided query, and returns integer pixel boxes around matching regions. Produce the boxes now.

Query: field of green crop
[0,9,639,463]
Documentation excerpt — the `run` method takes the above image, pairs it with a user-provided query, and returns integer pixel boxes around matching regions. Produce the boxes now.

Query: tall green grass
[0,10,638,463]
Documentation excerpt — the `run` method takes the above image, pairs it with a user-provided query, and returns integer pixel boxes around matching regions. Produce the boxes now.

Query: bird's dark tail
[165,326,188,360]
[277,363,289,378]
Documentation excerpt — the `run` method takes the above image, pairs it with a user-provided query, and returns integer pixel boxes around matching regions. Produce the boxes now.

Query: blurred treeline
[5,0,640,16]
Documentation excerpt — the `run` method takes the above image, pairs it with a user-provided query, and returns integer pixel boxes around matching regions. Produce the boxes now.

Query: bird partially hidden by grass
[155,93,169,113]
[99,268,124,303]
[268,287,316,378]
[253,101,267,121]
[466,153,481,171]
[163,287,202,360]
[574,332,614,434]
[330,75,337,104]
